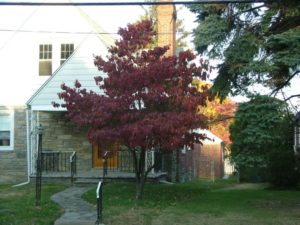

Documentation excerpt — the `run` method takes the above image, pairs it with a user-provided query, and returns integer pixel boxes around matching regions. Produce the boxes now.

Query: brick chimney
[156,0,176,56]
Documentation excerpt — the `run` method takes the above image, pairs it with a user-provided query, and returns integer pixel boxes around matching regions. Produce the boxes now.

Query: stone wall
[0,106,27,184]
[38,111,92,171]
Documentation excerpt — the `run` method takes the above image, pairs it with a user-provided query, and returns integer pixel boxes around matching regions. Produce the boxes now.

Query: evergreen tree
[230,95,299,186]
[189,1,300,99]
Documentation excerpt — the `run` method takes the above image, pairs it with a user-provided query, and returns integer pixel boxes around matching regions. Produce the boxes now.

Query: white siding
[0,6,115,107]
[27,34,108,110]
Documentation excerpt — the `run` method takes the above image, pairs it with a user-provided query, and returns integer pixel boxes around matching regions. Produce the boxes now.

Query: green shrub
[267,120,300,187]
[238,166,267,183]
[230,95,300,187]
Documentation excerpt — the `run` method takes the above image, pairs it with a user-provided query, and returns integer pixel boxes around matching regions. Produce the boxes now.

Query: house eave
[30,105,67,111]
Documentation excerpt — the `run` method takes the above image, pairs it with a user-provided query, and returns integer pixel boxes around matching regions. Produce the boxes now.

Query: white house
[0,2,179,184]
[0,2,228,184]
[0,4,116,183]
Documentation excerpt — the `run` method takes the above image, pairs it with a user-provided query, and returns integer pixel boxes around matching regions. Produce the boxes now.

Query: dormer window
[61,43,74,65]
[39,44,52,76]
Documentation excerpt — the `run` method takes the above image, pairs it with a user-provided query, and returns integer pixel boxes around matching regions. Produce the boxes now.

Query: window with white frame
[60,43,74,65]
[0,110,14,150]
[39,44,52,76]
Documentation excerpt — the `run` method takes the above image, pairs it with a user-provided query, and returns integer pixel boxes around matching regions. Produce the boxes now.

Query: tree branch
[269,16,300,34]
[145,163,156,178]
[145,149,163,178]
[269,70,300,96]
[284,94,300,102]
[279,90,297,121]
[139,148,146,176]
[208,116,234,125]
[131,148,140,181]
[233,4,267,18]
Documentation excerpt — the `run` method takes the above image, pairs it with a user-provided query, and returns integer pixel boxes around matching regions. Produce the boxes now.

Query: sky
[0,0,199,106]
[0,1,197,44]
[0,1,198,59]
[0,0,298,109]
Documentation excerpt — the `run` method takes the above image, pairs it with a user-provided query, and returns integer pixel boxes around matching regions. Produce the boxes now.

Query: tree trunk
[136,148,146,199]
[135,174,146,200]
[176,148,180,182]
[131,148,157,200]
[131,148,146,200]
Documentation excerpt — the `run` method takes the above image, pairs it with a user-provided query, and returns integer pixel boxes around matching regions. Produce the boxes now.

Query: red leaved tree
[55,20,209,199]
[193,80,236,144]
[208,98,236,144]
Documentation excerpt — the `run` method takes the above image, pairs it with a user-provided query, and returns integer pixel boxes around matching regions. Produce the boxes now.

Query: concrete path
[51,186,100,225]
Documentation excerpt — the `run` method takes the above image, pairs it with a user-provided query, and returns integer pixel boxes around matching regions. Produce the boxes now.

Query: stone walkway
[51,186,100,225]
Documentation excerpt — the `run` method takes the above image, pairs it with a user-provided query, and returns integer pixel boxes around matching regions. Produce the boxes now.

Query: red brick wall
[193,143,224,178]
[156,0,176,56]
[174,142,224,182]
[178,148,195,182]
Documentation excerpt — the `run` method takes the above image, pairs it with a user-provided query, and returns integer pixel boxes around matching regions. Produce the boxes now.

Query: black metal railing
[41,151,76,172]
[41,150,156,175]
[70,151,77,185]
[118,150,134,172]
[102,151,108,182]
[101,150,134,172]
[101,150,156,173]
[95,181,103,225]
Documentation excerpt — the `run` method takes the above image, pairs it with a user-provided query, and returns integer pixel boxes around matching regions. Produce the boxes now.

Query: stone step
[31,171,167,185]
[74,176,135,185]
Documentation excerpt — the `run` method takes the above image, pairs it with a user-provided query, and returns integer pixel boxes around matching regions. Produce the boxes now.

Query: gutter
[13,108,31,187]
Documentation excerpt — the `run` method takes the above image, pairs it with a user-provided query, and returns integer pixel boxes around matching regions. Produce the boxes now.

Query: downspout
[13,107,31,187]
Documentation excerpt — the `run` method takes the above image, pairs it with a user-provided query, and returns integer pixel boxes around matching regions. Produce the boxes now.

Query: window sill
[0,148,14,152]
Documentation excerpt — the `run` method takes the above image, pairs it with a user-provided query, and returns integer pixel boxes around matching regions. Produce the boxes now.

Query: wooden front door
[92,142,118,168]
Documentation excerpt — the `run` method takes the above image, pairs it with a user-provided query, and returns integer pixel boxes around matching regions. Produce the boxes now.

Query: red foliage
[208,98,236,144]
[55,20,210,152]
[193,80,236,144]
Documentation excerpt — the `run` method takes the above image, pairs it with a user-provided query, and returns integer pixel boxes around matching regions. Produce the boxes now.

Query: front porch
[31,170,167,184]
[31,150,167,184]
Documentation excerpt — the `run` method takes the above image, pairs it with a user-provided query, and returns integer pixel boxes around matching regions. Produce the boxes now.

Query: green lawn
[0,182,66,225]
[0,179,299,225]
[84,179,300,225]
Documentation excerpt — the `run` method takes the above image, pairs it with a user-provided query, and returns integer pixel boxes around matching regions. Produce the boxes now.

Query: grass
[83,178,300,225]
[0,182,67,225]
[0,179,299,225]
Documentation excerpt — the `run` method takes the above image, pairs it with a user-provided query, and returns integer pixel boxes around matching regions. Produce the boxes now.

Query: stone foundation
[38,111,92,172]
[0,106,27,184]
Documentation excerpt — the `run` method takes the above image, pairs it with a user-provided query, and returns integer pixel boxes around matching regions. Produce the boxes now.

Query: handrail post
[35,124,43,207]
[102,151,108,183]
[70,151,77,185]
[95,181,103,225]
